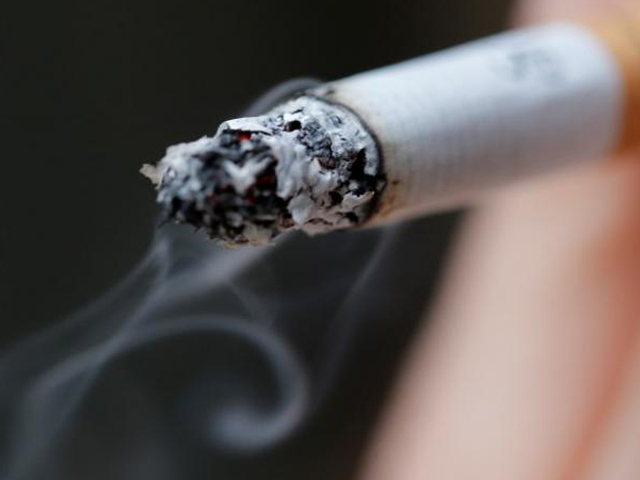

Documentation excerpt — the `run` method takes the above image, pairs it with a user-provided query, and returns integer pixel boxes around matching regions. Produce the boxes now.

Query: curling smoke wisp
[0,218,450,480]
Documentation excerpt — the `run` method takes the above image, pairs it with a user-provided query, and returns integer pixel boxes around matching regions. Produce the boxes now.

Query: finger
[511,0,614,24]
[360,165,640,480]
[360,0,640,477]
[583,327,640,480]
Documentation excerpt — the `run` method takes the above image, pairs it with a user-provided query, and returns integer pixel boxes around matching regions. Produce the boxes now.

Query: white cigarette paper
[319,23,622,222]
[149,18,637,246]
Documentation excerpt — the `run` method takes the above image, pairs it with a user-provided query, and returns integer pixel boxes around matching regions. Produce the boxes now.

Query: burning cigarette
[142,7,640,247]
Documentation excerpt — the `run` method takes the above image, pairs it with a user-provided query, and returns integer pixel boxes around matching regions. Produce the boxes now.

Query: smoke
[0,83,458,480]
[0,217,456,480]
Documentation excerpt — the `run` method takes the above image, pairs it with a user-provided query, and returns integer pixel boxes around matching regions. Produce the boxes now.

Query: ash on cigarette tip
[142,96,384,246]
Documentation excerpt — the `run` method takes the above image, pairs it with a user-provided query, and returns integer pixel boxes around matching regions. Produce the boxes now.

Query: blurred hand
[360,1,640,479]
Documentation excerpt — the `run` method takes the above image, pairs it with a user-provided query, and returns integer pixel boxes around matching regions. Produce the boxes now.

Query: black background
[0,2,512,479]
[1,0,510,344]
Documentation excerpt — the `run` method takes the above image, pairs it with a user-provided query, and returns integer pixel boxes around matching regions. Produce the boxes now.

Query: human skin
[360,1,640,479]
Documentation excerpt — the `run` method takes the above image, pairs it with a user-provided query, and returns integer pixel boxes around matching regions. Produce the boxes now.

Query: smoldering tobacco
[142,96,385,246]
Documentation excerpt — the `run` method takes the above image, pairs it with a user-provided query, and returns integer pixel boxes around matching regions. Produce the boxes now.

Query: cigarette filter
[142,6,640,246]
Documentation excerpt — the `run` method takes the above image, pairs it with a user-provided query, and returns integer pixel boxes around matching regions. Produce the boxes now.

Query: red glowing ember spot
[256,173,275,185]
[238,132,252,142]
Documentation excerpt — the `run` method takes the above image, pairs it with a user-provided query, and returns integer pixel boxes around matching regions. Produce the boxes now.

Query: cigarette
[142,6,640,246]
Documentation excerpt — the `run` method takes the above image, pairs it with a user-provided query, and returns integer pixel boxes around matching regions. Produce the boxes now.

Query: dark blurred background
[0,1,512,478]
[1,0,510,343]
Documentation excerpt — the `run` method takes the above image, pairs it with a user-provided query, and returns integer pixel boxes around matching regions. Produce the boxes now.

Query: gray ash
[155,131,293,246]
[142,96,384,246]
